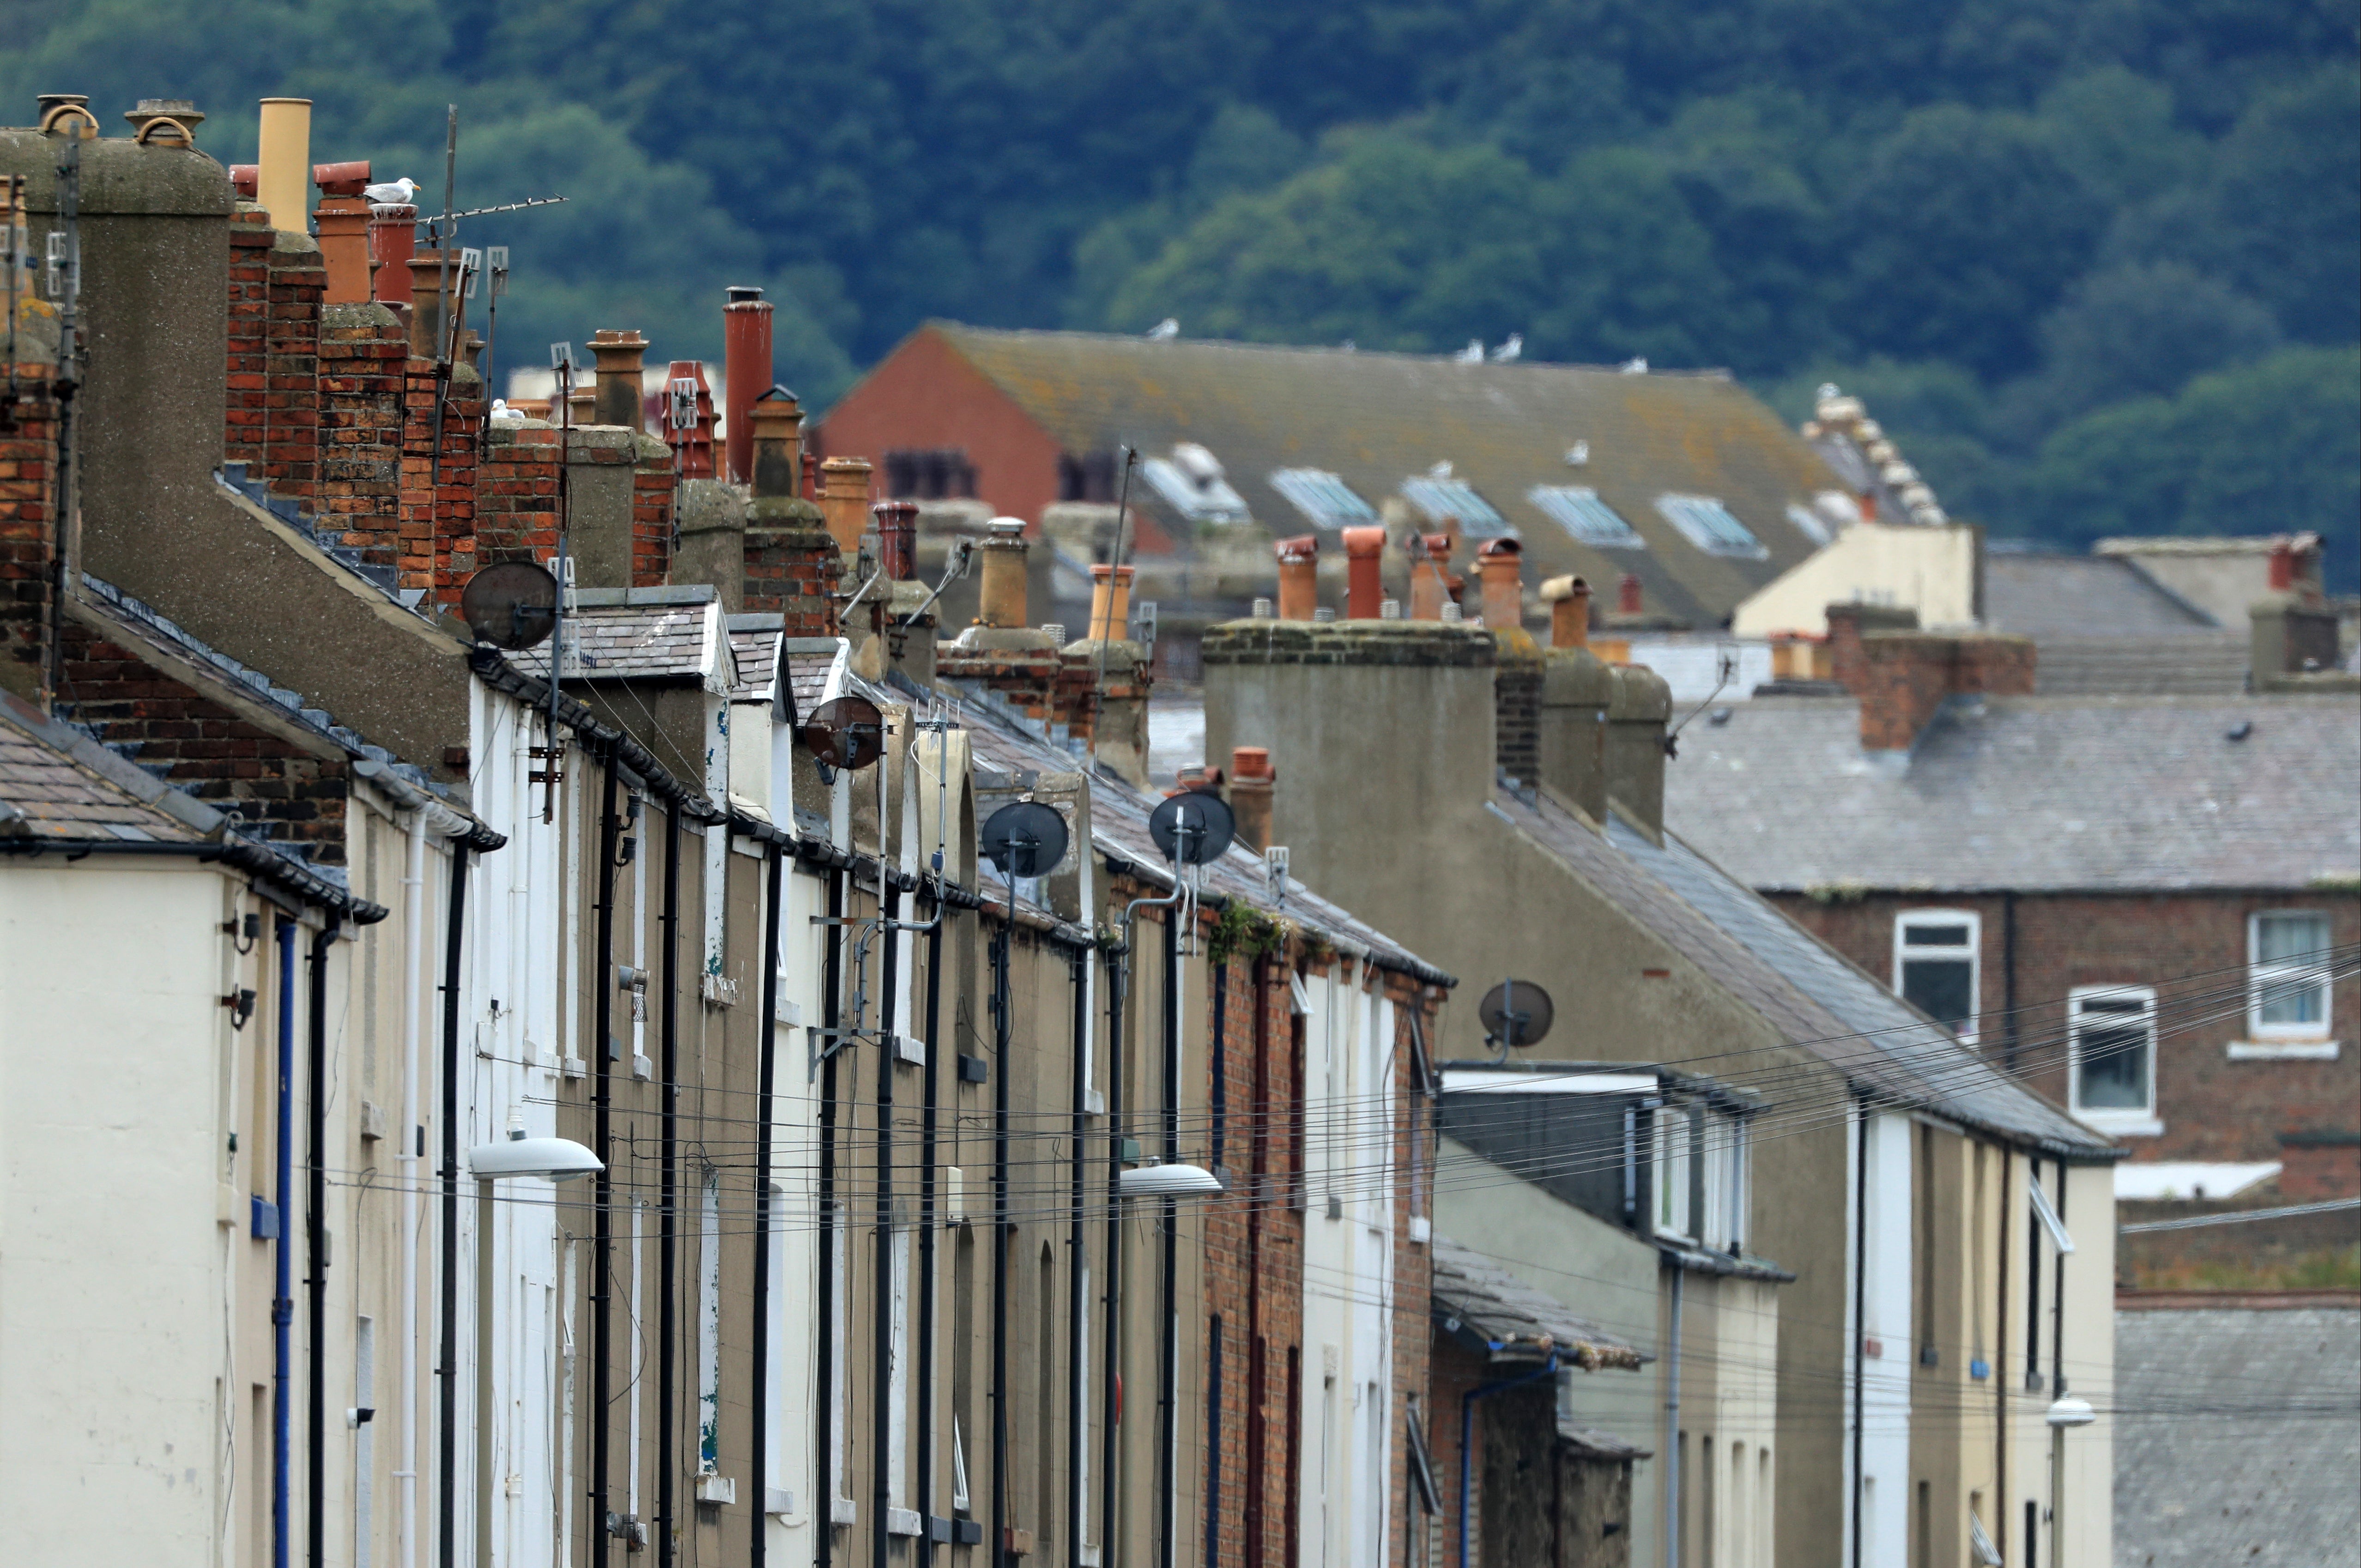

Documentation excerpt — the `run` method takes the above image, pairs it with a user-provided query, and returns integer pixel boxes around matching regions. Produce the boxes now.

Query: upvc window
[2070,985,2159,1134]
[1653,494,1768,558]
[1655,1109,1693,1241]
[1895,911,1980,1043]
[2250,911,2333,1038]
[1270,468,1377,531]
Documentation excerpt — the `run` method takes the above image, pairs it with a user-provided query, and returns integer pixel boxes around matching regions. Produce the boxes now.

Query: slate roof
[1984,549,2219,639]
[1485,785,2107,1155]
[781,638,847,725]
[726,615,783,703]
[1430,1233,1647,1371]
[2113,1303,2361,1567]
[1664,693,2361,893]
[914,324,1843,629]
[514,589,726,688]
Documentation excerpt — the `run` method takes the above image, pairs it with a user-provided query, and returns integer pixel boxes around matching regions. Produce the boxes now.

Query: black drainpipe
[990,911,1012,1568]
[1066,951,1089,1566]
[873,887,903,1568]
[1156,910,1180,1568]
[658,811,681,1566]
[1098,915,1126,1564]
[590,769,620,1563]
[2002,891,2020,1074]
[816,867,844,1568]
[918,893,946,1554]
[437,843,472,1568]
[305,918,336,1567]
[753,842,783,1568]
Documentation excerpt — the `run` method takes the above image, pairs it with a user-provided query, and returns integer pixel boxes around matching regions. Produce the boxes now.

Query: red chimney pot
[1617,573,1643,616]
[1340,525,1386,620]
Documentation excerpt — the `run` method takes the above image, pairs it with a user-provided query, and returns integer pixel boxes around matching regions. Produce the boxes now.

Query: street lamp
[466,1134,604,1181]
[1117,1162,1224,1199]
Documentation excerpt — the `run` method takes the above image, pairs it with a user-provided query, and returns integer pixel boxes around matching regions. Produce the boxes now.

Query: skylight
[1527,486,1646,549]
[1654,494,1767,558]
[1399,476,1513,537]
[1785,503,1834,547]
[1269,468,1377,531]
[1140,447,1248,523]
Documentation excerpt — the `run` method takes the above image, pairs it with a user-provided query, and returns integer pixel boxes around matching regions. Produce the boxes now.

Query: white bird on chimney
[1456,338,1483,362]
[1489,333,1523,363]
[363,176,418,206]
[1146,318,1180,339]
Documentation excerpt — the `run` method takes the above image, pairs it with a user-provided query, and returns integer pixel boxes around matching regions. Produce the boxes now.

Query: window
[2070,985,2158,1133]
[1895,911,1980,1043]
[884,447,977,500]
[1785,502,1834,546]
[1654,494,1768,558]
[1655,1108,1692,1240]
[1528,485,1647,549]
[2250,912,2333,1037]
[1398,476,1513,537]
[1142,446,1249,522]
[1270,468,1377,530]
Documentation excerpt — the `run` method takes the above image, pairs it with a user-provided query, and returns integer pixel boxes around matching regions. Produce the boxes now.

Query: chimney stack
[1342,525,1386,620]
[1275,534,1319,621]
[747,387,804,498]
[311,162,373,303]
[818,457,873,553]
[1229,747,1276,855]
[1542,574,1591,649]
[254,97,312,236]
[368,203,417,329]
[1409,532,1453,621]
[938,518,1059,721]
[405,248,452,359]
[590,330,650,430]
[874,499,919,581]
[722,286,773,484]
[1477,537,1524,630]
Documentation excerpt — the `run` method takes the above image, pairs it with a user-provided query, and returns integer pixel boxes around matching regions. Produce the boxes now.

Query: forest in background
[7,0,2355,575]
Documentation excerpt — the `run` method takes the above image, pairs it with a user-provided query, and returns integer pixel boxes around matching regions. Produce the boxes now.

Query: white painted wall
[1853,1110,1913,1567]
[1731,523,1981,637]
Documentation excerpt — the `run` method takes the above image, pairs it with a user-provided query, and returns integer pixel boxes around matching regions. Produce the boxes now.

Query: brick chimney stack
[874,499,919,582]
[722,286,773,484]
[368,203,417,331]
[1848,625,2036,753]
[590,331,649,430]
[1342,526,1386,619]
[938,517,1059,721]
[1275,535,1318,621]
[730,389,839,633]
[311,162,373,303]
[1616,572,1643,617]
[663,361,717,478]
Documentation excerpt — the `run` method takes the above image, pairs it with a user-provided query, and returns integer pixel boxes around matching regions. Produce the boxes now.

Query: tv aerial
[980,801,1070,880]
[1148,790,1235,866]
[801,695,885,773]
[1478,979,1554,1060]
[459,560,559,649]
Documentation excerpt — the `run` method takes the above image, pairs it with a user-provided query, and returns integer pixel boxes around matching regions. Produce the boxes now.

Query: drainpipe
[438,841,474,1568]
[306,918,335,1568]
[919,896,947,1553]
[1457,1351,1557,1568]
[1662,1265,1683,1568]
[590,767,621,1563]
[1106,876,1185,1558]
[274,918,297,1568]
[1850,1103,1868,1568]
[816,868,844,1568]
[1156,907,1181,1568]
[398,817,429,1567]
[1066,950,1090,1564]
[991,907,1011,1568]
[873,886,904,1568]
[658,812,681,1565]
[752,843,783,1568]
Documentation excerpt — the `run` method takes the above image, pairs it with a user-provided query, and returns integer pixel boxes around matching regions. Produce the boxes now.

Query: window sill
[887,1508,925,1538]
[2072,1110,2163,1137]
[2228,1039,2339,1061]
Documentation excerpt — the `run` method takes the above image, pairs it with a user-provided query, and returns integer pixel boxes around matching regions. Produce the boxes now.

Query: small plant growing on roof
[1208,901,1286,965]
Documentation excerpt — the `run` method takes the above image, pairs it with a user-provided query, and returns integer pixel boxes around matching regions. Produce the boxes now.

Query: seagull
[1489,333,1523,363]
[1619,356,1649,374]
[1146,318,1180,340]
[1428,459,1454,480]
[363,176,418,206]
[1455,339,1483,363]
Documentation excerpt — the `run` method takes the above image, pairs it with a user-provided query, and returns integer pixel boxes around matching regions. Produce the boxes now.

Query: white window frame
[1894,909,1981,1045]
[1398,476,1513,537]
[1527,485,1647,549]
[1655,1108,1693,1242]
[1653,493,1768,559]
[2248,911,2335,1041]
[1270,468,1377,531]
[2068,984,2161,1136]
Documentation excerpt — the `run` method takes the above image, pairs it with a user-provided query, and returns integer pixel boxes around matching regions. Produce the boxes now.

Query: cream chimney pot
[255,98,313,236]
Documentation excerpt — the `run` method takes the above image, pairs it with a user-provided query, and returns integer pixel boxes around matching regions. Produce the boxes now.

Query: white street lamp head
[2045,1394,2095,1428]
[468,1136,603,1182]
[1118,1162,1225,1199]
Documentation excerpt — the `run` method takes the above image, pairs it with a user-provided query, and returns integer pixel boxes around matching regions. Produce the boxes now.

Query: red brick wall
[57,623,350,864]
[0,366,58,697]
[224,209,273,475]
[1774,889,2361,1190]
[1427,1336,1491,1568]
[632,443,675,589]
[475,424,561,571]
[401,357,483,603]
[1387,974,1439,1568]
[317,305,407,569]
[263,238,326,510]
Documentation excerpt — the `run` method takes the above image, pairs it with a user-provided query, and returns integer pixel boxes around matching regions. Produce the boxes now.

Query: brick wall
[224,208,273,475]
[1495,633,1543,785]
[0,367,58,700]
[475,423,561,570]
[263,237,326,510]
[317,304,407,569]
[56,622,350,864]
[1775,888,2361,1191]
[1855,631,2037,750]
[1387,973,1438,1568]
[400,358,484,603]
[632,441,675,589]
[743,498,841,635]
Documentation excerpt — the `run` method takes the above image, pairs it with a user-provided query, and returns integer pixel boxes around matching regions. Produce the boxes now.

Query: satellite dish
[1478,979,1554,1049]
[459,561,559,650]
[1149,790,1236,866]
[801,695,885,771]
[980,801,1070,879]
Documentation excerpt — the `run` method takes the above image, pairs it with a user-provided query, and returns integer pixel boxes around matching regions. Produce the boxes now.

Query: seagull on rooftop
[363,177,418,206]
[1146,318,1179,339]
[1455,338,1483,362]
[1489,333,1523,363]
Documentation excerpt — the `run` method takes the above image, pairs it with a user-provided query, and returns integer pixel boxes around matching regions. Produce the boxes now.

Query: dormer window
[1141,442,1249,522]
[1399,474,1513,538]
[1269,468,1376,531]
[1528,486,1646,549]
[1655,494,1768,558]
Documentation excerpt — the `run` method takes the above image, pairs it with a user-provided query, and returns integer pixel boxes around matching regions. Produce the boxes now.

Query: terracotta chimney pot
[1408,532,1453,621]
[1477,537,1524,630]
[255,96,312,236]
[310,161,373,303]
[405,249,453,358]
[1617,572,1644,616]
[230,164,260,199]
[1341,525,1387,620]
[746,388,805,499]
[1088,563,1136,641]
[722,286,773,484]
[1274,534,1319,621]
[874,499,920,581]
[818,457,874,551]
[1541,574,1592,649]
[2267,539,2296,591]
[977,516,1031,628]
[661,361,718,476]
[589,329,650,429]
[1229,745,1276,854]
[367,204,418,330]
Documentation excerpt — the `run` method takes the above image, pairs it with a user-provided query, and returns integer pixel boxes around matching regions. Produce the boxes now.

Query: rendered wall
[1731,524,1981,638]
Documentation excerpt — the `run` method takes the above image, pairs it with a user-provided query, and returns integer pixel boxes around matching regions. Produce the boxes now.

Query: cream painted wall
[0,862,240,1566]
[1731,524,1981,638]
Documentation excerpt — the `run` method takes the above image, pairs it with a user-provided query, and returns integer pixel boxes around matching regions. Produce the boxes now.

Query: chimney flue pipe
[1088,563,1135,641]
[818,457,873,552]
[747,387,805,499]
[1229,747,1275,854]
[368,203,418,327]
[722,286,773,484]
[977,517,1030,627]
[1477,537,1524,630]
[589,330,649,430]
[312,162,374,304]
[1409,532,1453,621]
[255,97,312,236]
[1542,574,1592,649]
[1341,525,1386,620]
[1275,535,1319,621]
